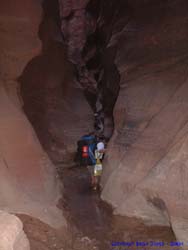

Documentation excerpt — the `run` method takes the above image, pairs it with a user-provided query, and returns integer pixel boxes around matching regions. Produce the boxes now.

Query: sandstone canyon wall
[2,0,188,242]
[100,0,188,241]
[58,0,122,140]
[20,0,94,165]
[0,0,66,228]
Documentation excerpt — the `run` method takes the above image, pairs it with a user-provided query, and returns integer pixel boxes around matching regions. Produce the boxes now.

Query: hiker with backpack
[76,133,96,166]
[92,137,106,190]
[76,134,106,190]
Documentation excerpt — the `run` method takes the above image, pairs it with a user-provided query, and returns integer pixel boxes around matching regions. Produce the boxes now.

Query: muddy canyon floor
[0,0,188,249]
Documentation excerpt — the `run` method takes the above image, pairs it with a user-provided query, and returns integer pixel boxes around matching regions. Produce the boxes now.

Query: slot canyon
[0,0,188,249]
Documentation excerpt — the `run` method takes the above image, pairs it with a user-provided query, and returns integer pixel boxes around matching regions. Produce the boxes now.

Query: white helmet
[97,142,104,151]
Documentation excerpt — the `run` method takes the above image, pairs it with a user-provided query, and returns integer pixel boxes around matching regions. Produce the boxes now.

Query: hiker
[92,136,106,190]
[76,133,96,167]
[76,134,106,190]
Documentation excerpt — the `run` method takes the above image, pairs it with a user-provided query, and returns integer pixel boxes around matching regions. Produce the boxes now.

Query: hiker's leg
[91,175,95,186]
[87,165,95,187]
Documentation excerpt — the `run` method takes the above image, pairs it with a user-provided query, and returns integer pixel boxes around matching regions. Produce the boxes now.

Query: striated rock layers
[101,0,188,242]
[0,0,66,228]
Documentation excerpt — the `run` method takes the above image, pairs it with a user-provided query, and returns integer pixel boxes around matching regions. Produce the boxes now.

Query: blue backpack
[77,135,97,166]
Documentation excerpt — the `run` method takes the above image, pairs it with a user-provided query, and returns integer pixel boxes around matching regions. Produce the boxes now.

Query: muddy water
[58,166,176,250]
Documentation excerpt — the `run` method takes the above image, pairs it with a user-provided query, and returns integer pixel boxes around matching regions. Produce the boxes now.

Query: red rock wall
[0,0,66,228]
[57,0,127,140]
[58,0,97,94]
[101,0,188,241]
[20,0,94,165]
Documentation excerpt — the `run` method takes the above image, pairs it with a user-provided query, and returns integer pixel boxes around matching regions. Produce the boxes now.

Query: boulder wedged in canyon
[101,0,188,241]
[0,0,66,228]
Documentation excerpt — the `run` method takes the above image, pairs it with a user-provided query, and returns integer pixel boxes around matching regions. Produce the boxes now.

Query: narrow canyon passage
[19,1,178,249]
[1,0,188,249]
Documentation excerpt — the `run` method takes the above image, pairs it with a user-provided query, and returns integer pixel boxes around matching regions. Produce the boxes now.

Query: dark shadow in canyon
[19,0,177,249]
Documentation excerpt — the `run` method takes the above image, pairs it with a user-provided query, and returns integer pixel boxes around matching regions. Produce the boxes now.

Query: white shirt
[95,150,103,160]
[95,142,105,160]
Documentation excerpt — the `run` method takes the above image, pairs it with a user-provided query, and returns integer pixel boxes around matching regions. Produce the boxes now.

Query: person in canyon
[91,136,106,190]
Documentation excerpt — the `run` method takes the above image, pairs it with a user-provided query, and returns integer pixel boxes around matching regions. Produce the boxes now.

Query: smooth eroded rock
[0,211,30,250]
[101,0,188,241]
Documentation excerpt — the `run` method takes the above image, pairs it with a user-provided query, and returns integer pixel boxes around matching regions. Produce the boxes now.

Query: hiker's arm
[99,149,106,153]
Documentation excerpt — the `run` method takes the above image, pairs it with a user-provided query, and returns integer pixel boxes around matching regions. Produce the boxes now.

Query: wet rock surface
[57,166,175,250]
[14,167,176,250]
